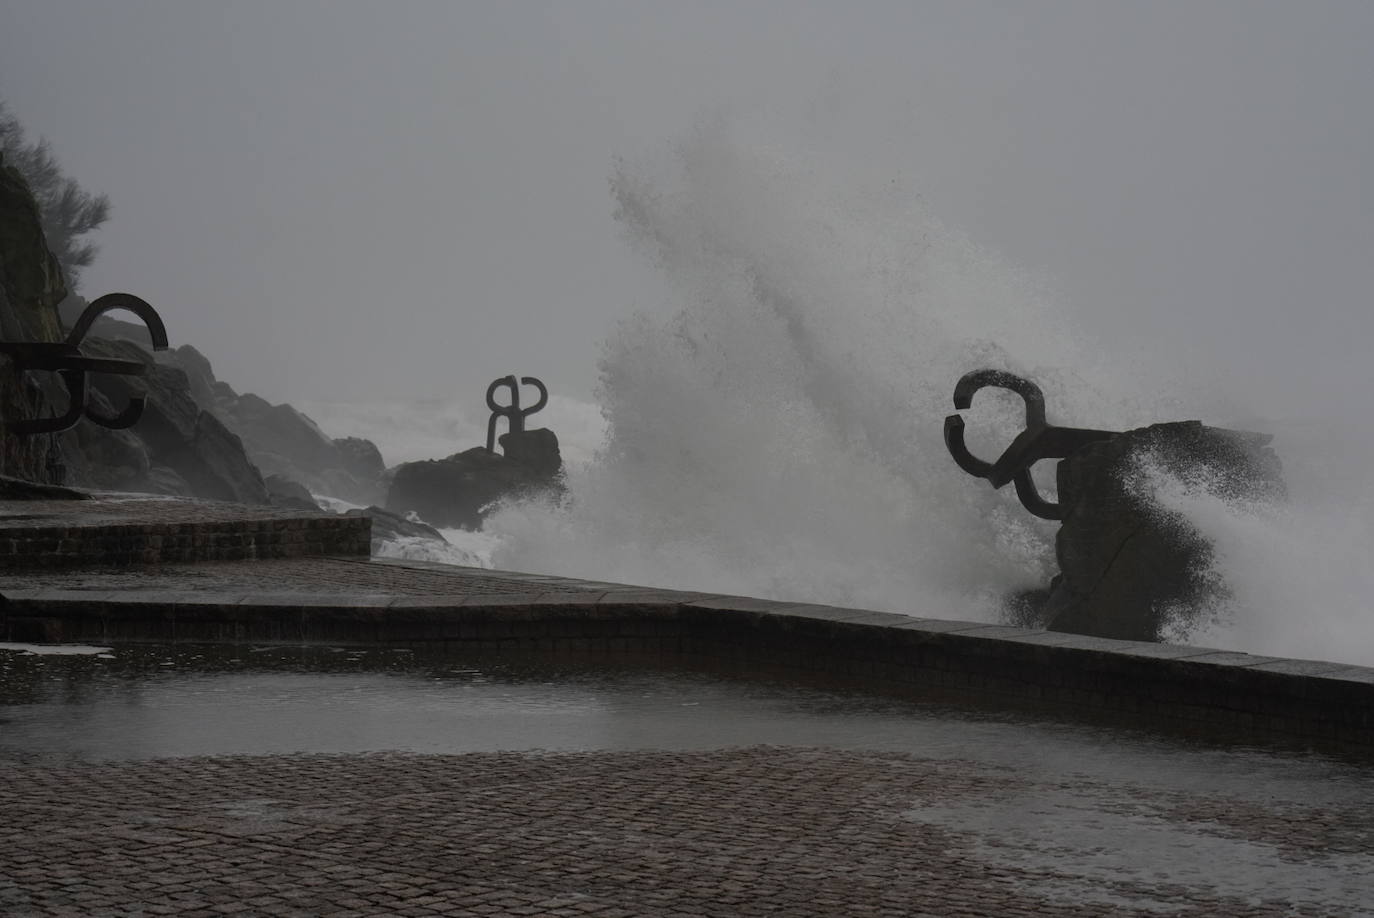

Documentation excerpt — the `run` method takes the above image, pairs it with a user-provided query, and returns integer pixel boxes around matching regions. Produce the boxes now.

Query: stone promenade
[4,745,1370,917]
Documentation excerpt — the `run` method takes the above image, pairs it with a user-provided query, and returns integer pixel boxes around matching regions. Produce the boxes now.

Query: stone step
[0,493,369,567]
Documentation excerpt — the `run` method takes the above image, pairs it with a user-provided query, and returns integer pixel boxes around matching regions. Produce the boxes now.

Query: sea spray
[1143,420,1374,667]
[484,122,1167,616]
[308,123,1374,666]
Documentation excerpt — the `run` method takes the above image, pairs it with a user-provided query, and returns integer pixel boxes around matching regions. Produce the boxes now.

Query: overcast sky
[1,0,1371,419]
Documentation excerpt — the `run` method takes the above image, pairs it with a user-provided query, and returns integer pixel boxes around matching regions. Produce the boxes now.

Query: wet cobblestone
[0,747,1367,916]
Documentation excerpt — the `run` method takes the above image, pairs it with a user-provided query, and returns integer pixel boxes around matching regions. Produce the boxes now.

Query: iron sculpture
[943,369,1117,520]
[0,293,168,435]
[485,374,548,454]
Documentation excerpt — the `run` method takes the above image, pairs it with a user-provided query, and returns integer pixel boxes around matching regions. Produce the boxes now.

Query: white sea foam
[372,534,491,569]
[1138,421,1374,667]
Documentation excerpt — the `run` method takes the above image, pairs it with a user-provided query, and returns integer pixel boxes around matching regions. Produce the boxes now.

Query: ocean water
[305,124,1374,668]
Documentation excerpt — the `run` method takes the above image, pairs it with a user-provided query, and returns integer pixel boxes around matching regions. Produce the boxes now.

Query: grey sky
[1,0,1370,420]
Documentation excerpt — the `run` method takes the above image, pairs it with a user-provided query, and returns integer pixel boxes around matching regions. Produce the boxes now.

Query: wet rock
[1041,421,1285,642]
[0,159,65,344]
[59,385,151,491]
[498,427,561,475]
[71,336,271,504]
[347,505,448,547]
[335,436,386,483]
[0,158,66,482]
[160,352,388,505]
[385,428,563,530]
[265,474,320,511]
[142,465,193,497]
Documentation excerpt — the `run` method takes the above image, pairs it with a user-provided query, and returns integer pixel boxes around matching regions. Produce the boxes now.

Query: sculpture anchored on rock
[944,367,1285,642]
[943,369,1116,520]
[0,292,168,434]
[485,374,547,454]
[386,375,563,529]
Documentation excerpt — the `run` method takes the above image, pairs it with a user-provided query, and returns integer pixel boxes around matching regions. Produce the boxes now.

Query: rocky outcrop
[156,344,386,505]
[385,428,563,530]
[44,321,388,505]
[1,160,383,508]
[345,504,447,547]
[0,157,66,483]
[0,159,65,344]
[1040,421,1285,642]
[60,336,271,504]
[264,474,320,512]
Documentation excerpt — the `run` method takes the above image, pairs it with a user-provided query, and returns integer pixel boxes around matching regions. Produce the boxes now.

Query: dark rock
[59,385,151,490]
[61,333,388,506]
[72,336,271,504]
[0,159,66,483]
[184,411,272,504]
[498,426,562,475]
[164,343,220,407]
[265,474,320,511]
[142,465,193,497]
[1041,421,1285,642]
[0,160,65,344]
[204,391,385,506]
[385,428,564,530]
[335,436,386,482]
[346,505,448,545]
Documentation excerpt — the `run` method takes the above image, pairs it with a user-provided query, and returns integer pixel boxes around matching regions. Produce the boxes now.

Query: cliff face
[0,161,271,502]
[53,313,387,507]
[0,159,66,482]
[152,341,385,505]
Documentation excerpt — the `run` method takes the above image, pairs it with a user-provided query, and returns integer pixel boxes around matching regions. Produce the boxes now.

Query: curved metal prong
[486,375,518,453]
[66,293,168,351]
[85,395,146,430]
[943,414,996,479]
[519,376,548,416]
[7,369,87,435]
[951,369,1047,428]
[486,375,518,414]
[1012,467,1062,521]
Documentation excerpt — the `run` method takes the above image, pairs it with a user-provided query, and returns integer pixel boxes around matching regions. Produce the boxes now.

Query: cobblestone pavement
[2,746,1370,917]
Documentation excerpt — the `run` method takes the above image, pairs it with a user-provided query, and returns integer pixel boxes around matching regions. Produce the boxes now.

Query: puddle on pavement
[0,642,1366,785]
[5,642,1374,913]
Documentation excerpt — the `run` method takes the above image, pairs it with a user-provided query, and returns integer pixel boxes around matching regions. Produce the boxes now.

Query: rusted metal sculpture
[0,293,168,435]
[485,374,548,454]
[943,369,1116,520]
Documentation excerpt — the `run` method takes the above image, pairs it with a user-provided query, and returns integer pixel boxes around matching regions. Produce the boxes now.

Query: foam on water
[311,122,1374,665]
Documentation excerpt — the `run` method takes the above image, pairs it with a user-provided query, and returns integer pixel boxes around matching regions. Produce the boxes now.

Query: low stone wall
[0,516,370,567]
[0,496,370,567]
[4,587,1372,752]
